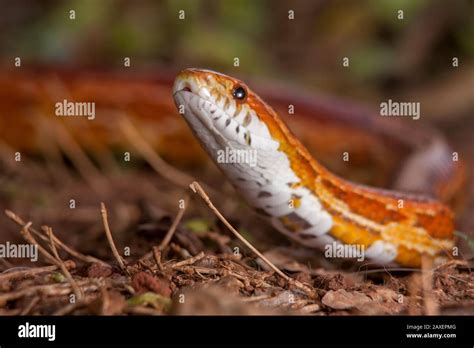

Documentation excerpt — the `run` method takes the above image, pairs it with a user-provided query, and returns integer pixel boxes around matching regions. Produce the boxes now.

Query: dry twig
[100,202,129,275]
[20,222,61,266]
[119,117,194,189]
[189,182,288,279]
[52,120,108,195]
[5,210,108,266]
[189,181,316,297]
[0,264,73,282]
[0,280,97,306]
[171,251,205,269]
[46,227,84,300]
[39,225,109,266]
[158,195,190,251]
[421,255,438,315]
[118,117,220,196]
[153,247,163,272]
[19,296,40,316]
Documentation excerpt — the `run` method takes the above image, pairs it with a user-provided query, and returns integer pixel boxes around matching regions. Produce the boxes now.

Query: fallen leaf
[132,271,171,297]
[127,292,172,311]
[184,218,212,235]
[322,289,371,310]
[50,272,66,283]
[87,263,113,278]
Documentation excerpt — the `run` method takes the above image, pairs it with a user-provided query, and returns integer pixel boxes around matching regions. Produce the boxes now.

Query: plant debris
[1,201,473,316]
[0,152,472,316]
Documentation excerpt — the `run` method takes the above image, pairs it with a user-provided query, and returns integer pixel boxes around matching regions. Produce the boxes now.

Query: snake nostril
[182,86,191,92]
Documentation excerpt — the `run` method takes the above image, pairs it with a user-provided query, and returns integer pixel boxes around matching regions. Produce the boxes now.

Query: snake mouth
[173,87,216,131]
[172,85,192,97]
[172,76,195,97]
[177,86,191,93]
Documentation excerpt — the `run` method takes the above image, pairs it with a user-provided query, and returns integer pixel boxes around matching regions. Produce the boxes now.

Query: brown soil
[0,152,472,316]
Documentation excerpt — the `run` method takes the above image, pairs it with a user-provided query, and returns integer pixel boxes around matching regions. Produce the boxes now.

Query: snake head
[172,67,303,200]
[172,68,317,193]
[172,68,335,254]
[172,68,281,155]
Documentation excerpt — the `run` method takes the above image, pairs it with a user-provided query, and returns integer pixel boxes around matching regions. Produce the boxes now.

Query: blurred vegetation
[0,0,473,110]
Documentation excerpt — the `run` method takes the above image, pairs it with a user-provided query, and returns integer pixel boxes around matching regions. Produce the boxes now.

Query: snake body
[173,68,460,268]
[0,67,466,268]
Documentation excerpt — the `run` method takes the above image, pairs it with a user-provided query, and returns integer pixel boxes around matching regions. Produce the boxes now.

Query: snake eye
[232,85,247,101]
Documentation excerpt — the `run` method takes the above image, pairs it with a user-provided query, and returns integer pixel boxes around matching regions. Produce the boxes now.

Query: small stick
[190,181,316,297]
[153,247,163,272]
[181,266,219,275]
[242,295,272,303]
[100,202,129,275]
[189,182,288,280]
[19,296,40,316]
[356,267,424,275]
[54,124,108,195]
[20,222,61,267]
[447,274,473,285]
[0,280,98,306]
[118,117,219,196]
[5,210,108,266]
[171,251,205,269]
[158,195,189,251]
[46,227,83,300]
[119,117,194,189]
[98,281,110,315]
[421,255,438,315]
[40,225,109,266]
[0,264,68,282]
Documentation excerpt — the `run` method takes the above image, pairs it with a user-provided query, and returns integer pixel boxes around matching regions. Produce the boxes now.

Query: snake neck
[231,89,455,267]
[172,68,455,268]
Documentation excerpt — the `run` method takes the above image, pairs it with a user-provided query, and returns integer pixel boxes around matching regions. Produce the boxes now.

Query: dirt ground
[0,137,473,316]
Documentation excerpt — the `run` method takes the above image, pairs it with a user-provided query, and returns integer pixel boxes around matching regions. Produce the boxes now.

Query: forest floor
[1,156,473,316]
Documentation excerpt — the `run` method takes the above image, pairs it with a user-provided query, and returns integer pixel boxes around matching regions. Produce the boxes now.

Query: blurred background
[0,0,473,260]
[0,0,472,106]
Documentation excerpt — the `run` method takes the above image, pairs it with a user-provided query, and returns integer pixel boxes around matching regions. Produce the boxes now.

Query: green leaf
[127,292,171,310]
[50,272,66,283]
[184,218,212,235]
